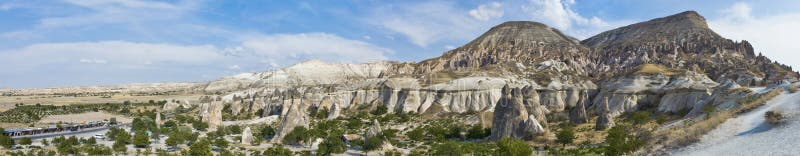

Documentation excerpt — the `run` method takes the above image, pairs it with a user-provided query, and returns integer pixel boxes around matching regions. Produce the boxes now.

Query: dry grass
[648,89,782,152]
[0,94,201,111]
[633,64,680,76]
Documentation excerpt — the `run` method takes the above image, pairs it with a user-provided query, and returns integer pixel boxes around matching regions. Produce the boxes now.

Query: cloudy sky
[1,0,798,88]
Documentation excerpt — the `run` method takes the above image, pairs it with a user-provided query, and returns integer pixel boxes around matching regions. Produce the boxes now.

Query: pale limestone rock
[241,126,253,144]
[366,119,382,139]
[327,102,341,120]
[272,102,310,143]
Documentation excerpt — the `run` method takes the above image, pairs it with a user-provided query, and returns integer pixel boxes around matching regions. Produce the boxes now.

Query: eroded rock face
[327,103,341,120]
[272,102,310,143]
[596,97,614,130]
[582,11,798,85]
[523,86,548,126]
[490,85,546,140]
[658,91,711,113]
[201,99,223,131]
[569,90,589,124]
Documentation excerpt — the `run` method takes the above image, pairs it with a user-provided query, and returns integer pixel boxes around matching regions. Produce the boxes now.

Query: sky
[1,0,799,89]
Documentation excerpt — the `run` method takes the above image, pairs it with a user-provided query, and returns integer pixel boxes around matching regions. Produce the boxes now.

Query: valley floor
[672,87,800,155]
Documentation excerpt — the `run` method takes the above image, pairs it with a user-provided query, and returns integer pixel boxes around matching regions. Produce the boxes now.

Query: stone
[366,119,382,139]
[271,102,310,143]
[490,85,545,140]
[201,99,223,131]
[241,126,253,144]
[596,97,614,130]
[327,102,341,120]
[569,90,589,124]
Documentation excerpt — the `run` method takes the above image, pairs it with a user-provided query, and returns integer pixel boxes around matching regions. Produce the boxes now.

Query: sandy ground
[38,111,132,124]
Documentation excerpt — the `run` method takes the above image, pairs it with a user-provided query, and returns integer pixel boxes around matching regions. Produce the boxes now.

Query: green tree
[407,128,425,141]
[41,139,49,146]
[363,136,384,152]
[18,137,32,145]
[189,139,213,156]
[282,126,310,145]
[497,137,532,156]
[431,141,465,156]
[555,127,576,147]
[372,106,388,116]
[604,125,645,156]
[259,126,276,139]
[263,145,293,156]
[85,137,97,145]
[113,140,127,154]
[317,135,347,155]
[630,111,650,125]
[214,137,229,148]
[467,125,490,139]
[133,132,151,148]
[193,120,209,131]
[0,132,16,149]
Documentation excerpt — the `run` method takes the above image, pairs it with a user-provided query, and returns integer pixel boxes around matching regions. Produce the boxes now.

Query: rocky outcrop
[569,90,589,124]
[201,99,224,131]
[271,102,310,143]
[366,119,382,139]
[490,85,546,140]
[327,103,341,120]
[523,86,548,126]
[596,97,614,130]
[582,11,798,85]
[241,126,253,144]
[592,67,718,117]
[415,21,592,75]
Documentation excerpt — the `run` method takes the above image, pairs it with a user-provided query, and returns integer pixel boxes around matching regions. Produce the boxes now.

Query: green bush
[317,135,347,155]
[133,132,151,148]
[556,127,575,147]
[263,145,293,156]
[497,137,532,156]
[283,126,310,145]
[18,137,32,145]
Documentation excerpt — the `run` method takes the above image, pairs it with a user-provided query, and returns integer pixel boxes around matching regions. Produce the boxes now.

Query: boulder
[241,126,253,144]
[366,119,382,139]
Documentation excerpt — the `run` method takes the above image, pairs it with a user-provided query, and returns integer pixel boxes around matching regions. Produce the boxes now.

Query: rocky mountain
[157,11,800,142]
[583,11,798,85]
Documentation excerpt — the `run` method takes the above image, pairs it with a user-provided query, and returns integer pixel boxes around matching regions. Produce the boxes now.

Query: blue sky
[1,0,799,88]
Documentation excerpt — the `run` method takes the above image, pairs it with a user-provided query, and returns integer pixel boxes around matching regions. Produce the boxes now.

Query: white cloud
[521,0,611,38]
[709,2,800,70]
[369,1,492,47]
[370,0,621,47]
[238,33,390,66]
[469,2,504,21]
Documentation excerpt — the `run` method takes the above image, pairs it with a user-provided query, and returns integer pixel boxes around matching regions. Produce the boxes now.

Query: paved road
[11,123,130,140]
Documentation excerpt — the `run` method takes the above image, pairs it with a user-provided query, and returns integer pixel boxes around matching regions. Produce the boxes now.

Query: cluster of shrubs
[0,101,165,123]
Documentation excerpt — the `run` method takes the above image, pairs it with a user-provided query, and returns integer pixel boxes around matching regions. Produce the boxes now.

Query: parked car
[94,134,106,139]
